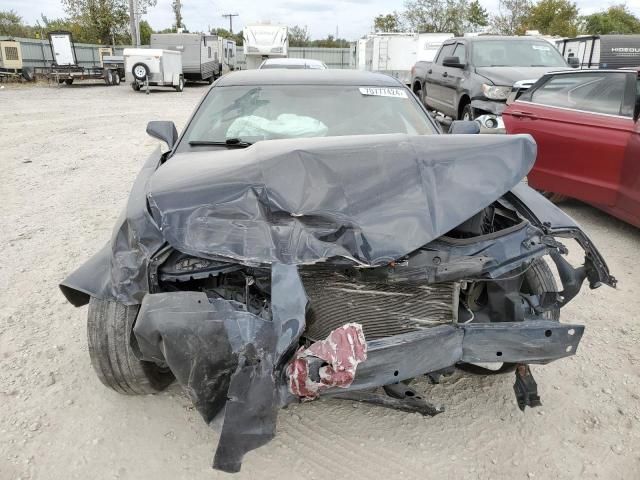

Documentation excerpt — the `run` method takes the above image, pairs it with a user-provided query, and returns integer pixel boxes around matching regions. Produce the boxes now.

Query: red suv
[504,68,640,227]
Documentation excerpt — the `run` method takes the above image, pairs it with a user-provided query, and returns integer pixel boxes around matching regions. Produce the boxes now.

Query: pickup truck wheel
[87,297,174,395]
[461,103,473,120]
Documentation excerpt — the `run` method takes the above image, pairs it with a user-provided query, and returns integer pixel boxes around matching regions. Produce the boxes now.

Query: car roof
[215,69,405,86]
[448,35,554,43]
[262,58,324,66]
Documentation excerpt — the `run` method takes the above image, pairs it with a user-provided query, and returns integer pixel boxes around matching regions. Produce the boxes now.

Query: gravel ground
[1,82,639,480]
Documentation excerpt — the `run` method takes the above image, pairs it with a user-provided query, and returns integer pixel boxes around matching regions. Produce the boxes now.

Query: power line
[222,13,239,34]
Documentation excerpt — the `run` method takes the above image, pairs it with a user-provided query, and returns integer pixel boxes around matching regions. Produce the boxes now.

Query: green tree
[374,13,401,32]
[0,10,35,37]
[583,5,640,34]
[288,25,310,46]
[466,0,488,31]
[139,19,152,44]
[526,0,579,37]
[491,0,532,35]
[37,14,90,42]
[403,0,470,36]
[61,0,156,44]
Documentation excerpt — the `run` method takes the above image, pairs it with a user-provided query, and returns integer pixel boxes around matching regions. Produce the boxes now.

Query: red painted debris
[287,323,367,400]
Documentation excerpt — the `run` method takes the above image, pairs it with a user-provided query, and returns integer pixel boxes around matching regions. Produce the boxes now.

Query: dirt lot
[1,81,639,480]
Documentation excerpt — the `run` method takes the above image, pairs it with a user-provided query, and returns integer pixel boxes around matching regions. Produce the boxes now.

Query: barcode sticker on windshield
[359,87,408,98]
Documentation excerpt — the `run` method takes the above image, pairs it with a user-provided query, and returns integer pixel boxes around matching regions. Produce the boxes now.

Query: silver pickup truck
[411,36,574,127]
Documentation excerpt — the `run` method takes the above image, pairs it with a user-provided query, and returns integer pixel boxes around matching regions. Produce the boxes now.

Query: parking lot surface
[1,82,639,480]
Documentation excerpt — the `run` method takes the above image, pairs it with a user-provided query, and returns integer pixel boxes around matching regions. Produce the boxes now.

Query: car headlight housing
[481,84,511,101]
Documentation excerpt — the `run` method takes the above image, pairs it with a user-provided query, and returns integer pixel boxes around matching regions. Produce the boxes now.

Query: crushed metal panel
[147,134,536,266]
[132,264,307,473]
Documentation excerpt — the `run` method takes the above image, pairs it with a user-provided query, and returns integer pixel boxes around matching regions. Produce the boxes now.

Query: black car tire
[87,297,174,395]
[132,62,150,81]
[460,103,473,121]
[64,78,74,86]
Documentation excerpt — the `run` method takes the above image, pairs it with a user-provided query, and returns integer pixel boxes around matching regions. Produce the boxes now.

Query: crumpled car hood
[148,133,536,266]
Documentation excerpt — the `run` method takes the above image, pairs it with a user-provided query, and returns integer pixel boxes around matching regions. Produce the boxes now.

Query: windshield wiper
[188,138,253,148]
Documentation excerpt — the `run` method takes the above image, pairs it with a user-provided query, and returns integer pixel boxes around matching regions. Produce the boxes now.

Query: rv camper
[150,33,220,82]
[243,25,289,69]
[556,35,640,69]
[219,38,237,74]
[354,33,452,86]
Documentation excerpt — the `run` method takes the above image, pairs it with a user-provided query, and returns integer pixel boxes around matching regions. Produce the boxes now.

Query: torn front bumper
[133,286,584,472]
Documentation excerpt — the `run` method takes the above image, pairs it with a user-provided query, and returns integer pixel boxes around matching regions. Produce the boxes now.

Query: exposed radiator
[301,268,458,341]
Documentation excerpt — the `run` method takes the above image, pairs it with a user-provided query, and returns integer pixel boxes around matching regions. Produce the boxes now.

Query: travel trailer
[150,33,219,82]
[243,25,289,69]
[219,38,237,73]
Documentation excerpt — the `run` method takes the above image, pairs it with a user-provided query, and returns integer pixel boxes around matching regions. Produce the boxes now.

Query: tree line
[374,1,640,37]
[0,0,243,45]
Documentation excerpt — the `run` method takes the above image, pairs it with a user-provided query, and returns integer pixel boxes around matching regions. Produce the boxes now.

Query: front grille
[301,268,457,341]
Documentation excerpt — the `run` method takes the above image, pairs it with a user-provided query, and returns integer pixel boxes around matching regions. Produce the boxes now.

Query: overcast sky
[5,0,640,40]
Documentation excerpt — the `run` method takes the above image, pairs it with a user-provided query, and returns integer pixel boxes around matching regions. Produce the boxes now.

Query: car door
[424,42,456,115]
[504,71,637,208]
[439,42,467,115]
[616,76,640,226]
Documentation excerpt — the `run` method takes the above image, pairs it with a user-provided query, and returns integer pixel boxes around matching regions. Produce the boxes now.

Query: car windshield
[179,85,437,149]
[472,40,567,67]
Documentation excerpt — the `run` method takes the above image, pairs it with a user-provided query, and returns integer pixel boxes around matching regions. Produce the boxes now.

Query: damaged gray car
[60,70,616,473]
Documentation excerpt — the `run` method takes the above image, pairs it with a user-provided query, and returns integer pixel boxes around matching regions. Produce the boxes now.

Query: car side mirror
[567,57,580,68]
[449,120,480,134]
[442,56,465,69]
[146,121,178,149]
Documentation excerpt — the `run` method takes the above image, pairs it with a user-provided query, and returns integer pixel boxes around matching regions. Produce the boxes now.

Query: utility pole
[128,0,139,46]
[222,13,239,34]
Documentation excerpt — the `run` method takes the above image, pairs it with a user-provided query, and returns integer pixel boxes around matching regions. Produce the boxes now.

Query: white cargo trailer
[124,48,184,93]
[556,34,640,69]
[243,25,289,70]
[416,33,454,62]
[150,33,219,83]
[355,32,453,85]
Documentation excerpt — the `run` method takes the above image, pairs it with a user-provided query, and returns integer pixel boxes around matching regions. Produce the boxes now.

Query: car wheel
[87,297,174,395]
[175,76,184,92]
[131,62,149,82]
[461,103,473,121]
[458,258,559,374]
[112,71,121,85]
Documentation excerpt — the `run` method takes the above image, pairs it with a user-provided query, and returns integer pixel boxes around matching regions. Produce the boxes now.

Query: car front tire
[87,297,174,395]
